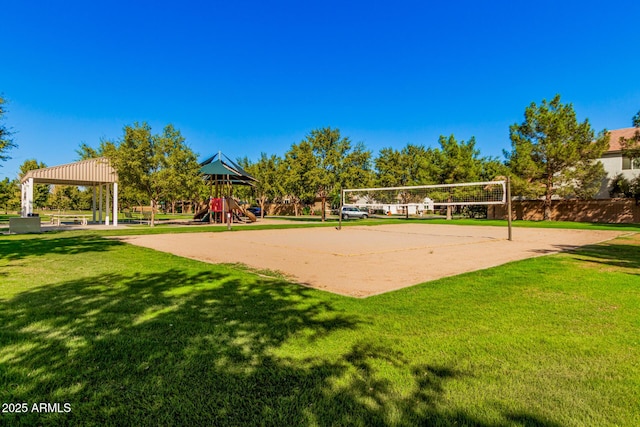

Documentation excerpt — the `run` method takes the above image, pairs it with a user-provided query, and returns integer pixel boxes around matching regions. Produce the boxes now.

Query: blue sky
[2,0,639,180]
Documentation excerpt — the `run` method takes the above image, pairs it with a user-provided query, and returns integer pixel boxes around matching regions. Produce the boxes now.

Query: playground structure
[194,197,257,223]
[196,152,258,224]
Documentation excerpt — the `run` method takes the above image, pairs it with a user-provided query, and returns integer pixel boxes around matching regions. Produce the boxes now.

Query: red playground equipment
[194,196,256,224]
[193,151,259,224]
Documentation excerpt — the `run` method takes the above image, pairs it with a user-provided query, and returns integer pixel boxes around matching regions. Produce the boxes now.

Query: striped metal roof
[21,157,117,186]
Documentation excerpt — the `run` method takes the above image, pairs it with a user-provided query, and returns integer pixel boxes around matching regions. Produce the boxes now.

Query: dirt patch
[115,224,627,297]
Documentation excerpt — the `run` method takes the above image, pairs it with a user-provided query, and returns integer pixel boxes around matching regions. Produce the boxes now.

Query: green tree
[609,173,640,203]
[0,177,18,213]
[19,159,50,209]
[75,142,100,160]
[0,95,17,164]
[306,128,348,221]
[281,140,316,216]
[242,153,283,218]
[432,135,491,219]
[291,127,373,221]
[0,178,10,212]
[375,144,436,188]
[96,139,147,210]
[375,147,404,189]
[106,122,200,226]
[161,128,201,214]
[609,173,632,198]
[375,144,436,215]
[632,176,640,205]
[74,140,148,211]
[338,142,374,207]
[434,135,484,184]
[50,185,84,211]
[480,157,509,182]
[506,94,608,220]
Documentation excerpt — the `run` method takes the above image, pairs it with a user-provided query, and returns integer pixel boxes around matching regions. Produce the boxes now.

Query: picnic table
[50,214,90,226]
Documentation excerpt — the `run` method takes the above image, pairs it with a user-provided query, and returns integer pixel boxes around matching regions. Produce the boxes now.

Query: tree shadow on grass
[503,413,563,427]
[0,234,122,261]
[1,266,560,426]
[527,244,583,255]
[570,239,640,273]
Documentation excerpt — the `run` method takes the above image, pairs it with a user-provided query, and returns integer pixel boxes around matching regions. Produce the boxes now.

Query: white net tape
[343,181,506,209]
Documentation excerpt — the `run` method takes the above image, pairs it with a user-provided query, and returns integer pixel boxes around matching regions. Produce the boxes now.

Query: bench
[124,209,153,224]
[124,211,141,222]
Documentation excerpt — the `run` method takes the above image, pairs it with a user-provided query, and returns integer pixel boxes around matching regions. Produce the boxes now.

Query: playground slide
[243,209,257,222]
[245,210,257,222]
[193,207,208,220]
[226,198,257,222]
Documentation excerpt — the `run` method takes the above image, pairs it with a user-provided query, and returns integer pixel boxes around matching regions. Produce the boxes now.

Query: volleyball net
[343,180,506,209]
[340,180,512,239]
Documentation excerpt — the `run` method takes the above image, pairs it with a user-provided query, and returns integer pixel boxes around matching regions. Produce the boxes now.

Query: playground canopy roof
[20,157,118,186]
[200,152,257,186]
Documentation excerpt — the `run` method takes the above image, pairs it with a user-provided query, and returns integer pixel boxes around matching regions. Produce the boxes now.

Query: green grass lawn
[1,229,639,426]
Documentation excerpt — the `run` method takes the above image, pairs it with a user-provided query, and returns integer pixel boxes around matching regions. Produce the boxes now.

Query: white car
[341,206,368,219]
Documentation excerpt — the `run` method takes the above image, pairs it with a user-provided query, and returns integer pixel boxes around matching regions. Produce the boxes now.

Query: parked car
[341,206,368,219]
[247,206,265,217]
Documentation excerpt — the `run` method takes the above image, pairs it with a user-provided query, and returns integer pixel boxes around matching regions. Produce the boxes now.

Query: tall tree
[306,127,347,221]
[375,147,404,189]
[0,95,17,164]
[75,142,100,160]
[375,144,435,189]
[339,142,374,206]
[106,122,200,226]
[432,135,489,219]
[506,94,608,220]
[0,178,17,213]
[434,135,484,184]
[480,157,509,182]
[96,139,146,210]
[281,140,316,216]
[296,127,373,221]
[375,144,436,216]
[242,153,283,218]
[161,126,201,214]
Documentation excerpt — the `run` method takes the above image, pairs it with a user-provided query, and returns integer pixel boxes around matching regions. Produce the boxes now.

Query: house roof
[606,127,639,152]
[21,157,117,186]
